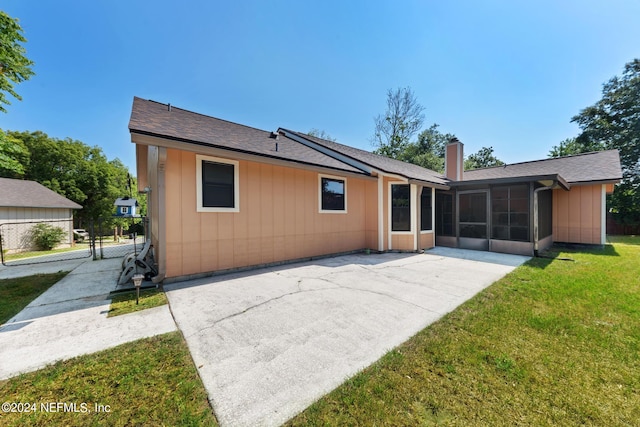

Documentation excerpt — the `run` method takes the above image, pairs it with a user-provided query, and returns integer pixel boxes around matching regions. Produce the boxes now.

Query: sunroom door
[457,190,489,251]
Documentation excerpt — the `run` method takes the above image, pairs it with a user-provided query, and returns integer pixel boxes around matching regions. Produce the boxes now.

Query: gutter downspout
[533,185,554,257]
[378,174,384,252]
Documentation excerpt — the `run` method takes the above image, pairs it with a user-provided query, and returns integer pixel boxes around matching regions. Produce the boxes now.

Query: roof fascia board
[279,129,376,175]
[454,174,571,190]
[566,179,622,186]
[407,178,450,190]
[131,132,375,181]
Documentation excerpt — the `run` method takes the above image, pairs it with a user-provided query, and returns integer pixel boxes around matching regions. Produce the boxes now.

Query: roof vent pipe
[168,103,171,112]
[275,142,279,152]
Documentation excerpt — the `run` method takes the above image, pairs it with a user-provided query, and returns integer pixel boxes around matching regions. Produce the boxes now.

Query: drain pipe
[533,185,554,257]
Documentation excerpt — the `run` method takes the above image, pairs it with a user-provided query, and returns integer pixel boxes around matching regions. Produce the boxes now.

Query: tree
[5,130,131,224]
[0,11,35,113]
[570,59,640,226]
[373,87,425,158]
[396,124,455,173]
[307,128,337,142]
[548,137,593,158]
[0,128,29,177]
[464,146,505,170]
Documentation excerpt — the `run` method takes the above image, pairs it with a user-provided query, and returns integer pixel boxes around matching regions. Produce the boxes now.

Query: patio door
[457,190,489,251]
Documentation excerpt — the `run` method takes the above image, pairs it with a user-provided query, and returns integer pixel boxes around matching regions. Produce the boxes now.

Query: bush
[31,223,67,251]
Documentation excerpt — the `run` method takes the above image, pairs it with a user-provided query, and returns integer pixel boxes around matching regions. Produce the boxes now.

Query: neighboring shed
[0,178,82,252]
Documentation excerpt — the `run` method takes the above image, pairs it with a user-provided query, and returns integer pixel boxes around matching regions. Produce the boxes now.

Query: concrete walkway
[165,248,529,427]
[0,258,176,380]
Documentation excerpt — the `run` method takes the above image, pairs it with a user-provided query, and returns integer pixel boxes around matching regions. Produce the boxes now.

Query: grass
[3,245,91,261]
[286,237,640,426]
[0,332,218,426]
[107,288,168,317]
[0,272,68,324]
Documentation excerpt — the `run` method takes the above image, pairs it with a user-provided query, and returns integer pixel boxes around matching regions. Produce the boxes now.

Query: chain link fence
[0,219,92,266]
[93,217,148,260]
[1,217,149,266]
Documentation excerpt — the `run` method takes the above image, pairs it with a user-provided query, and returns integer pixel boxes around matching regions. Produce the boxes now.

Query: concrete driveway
[165,248,529,427]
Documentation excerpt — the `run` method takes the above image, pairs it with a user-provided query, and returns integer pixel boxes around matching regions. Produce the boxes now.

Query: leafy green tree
[464,146,505,170]
[373,87,425,158]
[548,137,595,157]
[0,128,29,177]
[0,11,35,113]
[396,124,455,173]
[307,129,337,142]
[570,59,640,226]
[6,130,131,225]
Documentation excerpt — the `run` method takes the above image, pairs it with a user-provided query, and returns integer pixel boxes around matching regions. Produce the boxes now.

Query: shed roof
[463,150,622,185]
[0,178,83,209]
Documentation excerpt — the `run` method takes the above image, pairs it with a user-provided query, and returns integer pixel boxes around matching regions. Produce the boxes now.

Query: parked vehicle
[73,229,90,242]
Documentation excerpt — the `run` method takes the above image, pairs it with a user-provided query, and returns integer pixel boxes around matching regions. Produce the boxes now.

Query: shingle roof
[284,130,449,186]
[463,150,622,184]
[0,178,83,209]
[129,97,364,175]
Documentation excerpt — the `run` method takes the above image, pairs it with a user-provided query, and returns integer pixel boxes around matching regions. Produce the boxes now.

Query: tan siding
[420,233,434,250]
[163,150,377,278]
[392,234,414,250]
[552,185,602,244]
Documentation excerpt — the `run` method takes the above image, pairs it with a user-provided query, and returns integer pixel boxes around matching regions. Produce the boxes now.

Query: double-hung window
[196,155,239,212]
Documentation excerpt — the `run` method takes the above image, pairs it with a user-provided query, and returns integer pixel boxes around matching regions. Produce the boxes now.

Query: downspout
[378,174,384,252]
[152,147,167,284]
[533,185,554,257]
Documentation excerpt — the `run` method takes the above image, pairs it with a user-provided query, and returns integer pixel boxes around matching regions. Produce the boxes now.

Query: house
[114,197,139,217]
[0,178,83,252]
[129,97,622,282]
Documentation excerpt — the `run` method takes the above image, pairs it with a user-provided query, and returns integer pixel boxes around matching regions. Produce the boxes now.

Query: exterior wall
[163,149,378,278]
[489,239,533,256]
[552,184,603,245]
[0,207,74,251]
[419,232,434,250]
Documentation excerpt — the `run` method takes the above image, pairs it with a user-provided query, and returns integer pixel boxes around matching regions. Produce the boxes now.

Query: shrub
[31,223,67,251]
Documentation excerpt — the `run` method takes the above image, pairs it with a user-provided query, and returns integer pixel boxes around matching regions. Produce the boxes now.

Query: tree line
[0,129,137,225]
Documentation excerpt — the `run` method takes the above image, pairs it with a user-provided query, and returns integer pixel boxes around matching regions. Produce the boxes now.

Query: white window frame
[196,154,240,213]
[318,173,347,214]
[121,206,130,215]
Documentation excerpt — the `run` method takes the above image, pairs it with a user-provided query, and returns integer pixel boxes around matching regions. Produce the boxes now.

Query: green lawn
[0,332,218,427]
[0,272,68,324]
[287,237,640,426]
[108,288,168,317]
[2,244,91,262]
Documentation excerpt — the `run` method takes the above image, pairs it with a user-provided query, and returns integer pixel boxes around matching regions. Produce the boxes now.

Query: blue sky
[2,0,639,172]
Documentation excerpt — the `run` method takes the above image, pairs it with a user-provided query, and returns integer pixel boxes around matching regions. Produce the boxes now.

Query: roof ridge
[137,97,273,135]
[284,129,446,178]
[467,149,618,172]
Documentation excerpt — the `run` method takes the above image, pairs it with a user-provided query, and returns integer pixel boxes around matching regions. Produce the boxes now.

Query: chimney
[445,137,464,181]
